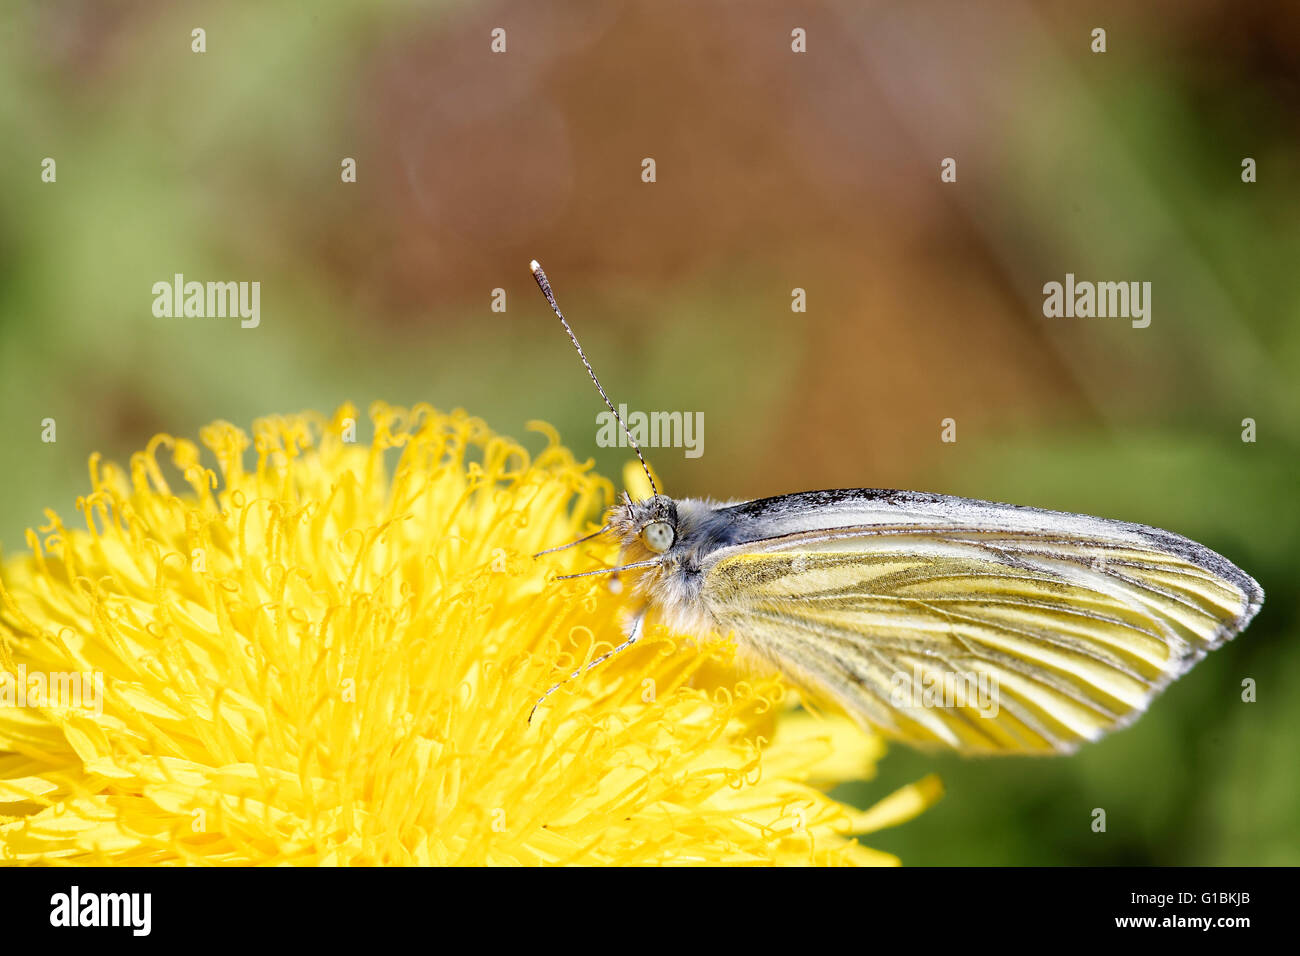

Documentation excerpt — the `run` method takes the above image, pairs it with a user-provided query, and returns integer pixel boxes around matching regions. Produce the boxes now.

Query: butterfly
[527,261,1264,755]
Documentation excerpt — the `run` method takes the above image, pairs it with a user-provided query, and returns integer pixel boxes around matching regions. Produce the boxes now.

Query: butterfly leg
[528,606,648,723]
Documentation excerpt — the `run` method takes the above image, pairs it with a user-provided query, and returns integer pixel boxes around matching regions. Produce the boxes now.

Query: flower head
[0,403,939,865]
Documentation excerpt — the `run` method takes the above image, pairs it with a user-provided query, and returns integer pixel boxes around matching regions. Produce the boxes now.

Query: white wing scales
[683,492,1262,755]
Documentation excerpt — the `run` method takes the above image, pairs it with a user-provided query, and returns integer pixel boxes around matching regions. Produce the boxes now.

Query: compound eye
[641,521,675,553]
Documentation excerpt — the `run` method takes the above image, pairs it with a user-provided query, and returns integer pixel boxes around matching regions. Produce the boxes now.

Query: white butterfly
[528,261,1264,755]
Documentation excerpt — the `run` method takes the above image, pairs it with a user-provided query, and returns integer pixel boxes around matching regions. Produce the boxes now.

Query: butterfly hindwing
[689,495,1261,755]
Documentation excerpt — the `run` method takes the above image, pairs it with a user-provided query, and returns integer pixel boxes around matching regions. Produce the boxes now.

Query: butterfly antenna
[530,260,658,498]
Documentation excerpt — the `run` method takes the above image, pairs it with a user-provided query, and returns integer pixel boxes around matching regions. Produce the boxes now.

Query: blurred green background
[1,0,1296,864]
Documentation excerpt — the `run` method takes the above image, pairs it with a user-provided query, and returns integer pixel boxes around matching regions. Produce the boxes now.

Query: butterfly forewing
[693,494,1261,755]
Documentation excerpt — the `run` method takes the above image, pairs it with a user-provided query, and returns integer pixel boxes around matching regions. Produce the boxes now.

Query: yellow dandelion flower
[0,403,940,865]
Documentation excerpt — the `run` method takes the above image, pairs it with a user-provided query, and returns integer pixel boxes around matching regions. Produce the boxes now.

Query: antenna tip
[529,259,542,274]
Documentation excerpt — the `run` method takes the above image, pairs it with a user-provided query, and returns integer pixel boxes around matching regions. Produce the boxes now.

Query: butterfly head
[610,493,679,559]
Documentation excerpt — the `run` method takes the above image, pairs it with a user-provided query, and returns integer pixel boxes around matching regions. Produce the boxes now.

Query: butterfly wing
[689,491,1263,755]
